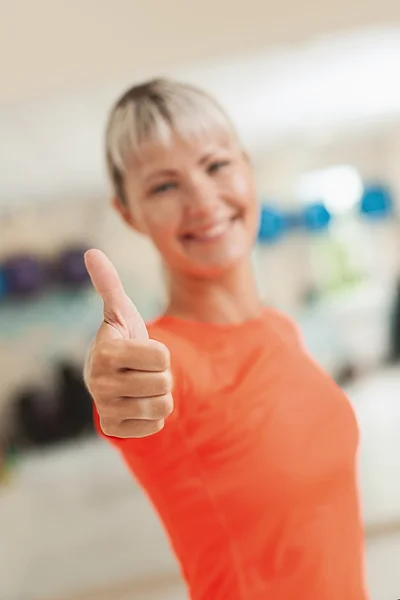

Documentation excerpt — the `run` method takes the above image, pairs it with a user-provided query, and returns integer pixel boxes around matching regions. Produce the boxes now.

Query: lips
[182,215,238,242]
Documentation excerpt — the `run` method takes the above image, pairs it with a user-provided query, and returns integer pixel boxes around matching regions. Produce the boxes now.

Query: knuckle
[86,376,100,400]
[125,399,146,420]
[89,376,112,401]
[95,395,117,416]
[99,416,118,437]
[156,393,174,418]
[149,419,165,435]
[152,341,171,369]
[93,342,113,368]
[158,370,173,394]
[129,419,164,438]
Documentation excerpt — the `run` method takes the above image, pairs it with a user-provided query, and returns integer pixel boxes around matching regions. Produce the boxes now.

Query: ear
[111,196,146,234]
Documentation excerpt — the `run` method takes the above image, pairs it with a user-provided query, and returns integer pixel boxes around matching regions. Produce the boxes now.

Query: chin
[182,247,251,279]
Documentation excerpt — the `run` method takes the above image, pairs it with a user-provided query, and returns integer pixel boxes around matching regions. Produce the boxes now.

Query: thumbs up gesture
[83,249,173,438]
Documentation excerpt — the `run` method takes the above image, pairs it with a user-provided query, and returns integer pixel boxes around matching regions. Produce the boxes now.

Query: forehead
[127,132,237,177]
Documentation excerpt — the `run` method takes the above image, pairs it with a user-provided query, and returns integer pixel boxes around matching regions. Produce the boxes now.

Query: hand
[84,249,173,438]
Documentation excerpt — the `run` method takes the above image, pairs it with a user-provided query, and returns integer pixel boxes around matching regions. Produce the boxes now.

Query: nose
[183,173,219,217]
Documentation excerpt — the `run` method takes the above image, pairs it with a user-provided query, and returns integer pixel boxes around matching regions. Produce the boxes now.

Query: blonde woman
[84,79,368,600]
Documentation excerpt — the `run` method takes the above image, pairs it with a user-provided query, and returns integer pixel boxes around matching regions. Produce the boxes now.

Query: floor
[53,531,400,600]
[366,530,400,599]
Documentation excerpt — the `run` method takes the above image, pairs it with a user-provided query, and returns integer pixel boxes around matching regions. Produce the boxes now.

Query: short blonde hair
[105,78,239,203]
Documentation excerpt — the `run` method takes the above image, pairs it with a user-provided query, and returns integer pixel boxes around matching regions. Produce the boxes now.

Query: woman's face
[116,132,259,278]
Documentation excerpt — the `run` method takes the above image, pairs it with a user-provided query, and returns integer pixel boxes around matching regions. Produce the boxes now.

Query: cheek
[229,173,259,237]
[226,170,256,210]
[141,202,181,246]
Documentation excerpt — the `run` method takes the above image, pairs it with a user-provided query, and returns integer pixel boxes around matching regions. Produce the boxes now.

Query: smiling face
[115,132,259,278]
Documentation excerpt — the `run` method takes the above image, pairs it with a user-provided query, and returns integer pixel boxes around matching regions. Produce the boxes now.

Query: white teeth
[192,221,230,241]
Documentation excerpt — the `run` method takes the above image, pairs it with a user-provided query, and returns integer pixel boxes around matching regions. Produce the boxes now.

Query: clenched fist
[84,249,173,438]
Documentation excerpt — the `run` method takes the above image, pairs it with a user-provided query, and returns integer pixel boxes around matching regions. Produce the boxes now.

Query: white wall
[3,27,400,208]
[1,1,400,104]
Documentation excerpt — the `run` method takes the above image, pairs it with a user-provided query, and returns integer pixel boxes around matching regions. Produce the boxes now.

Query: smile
[182,215,239,243]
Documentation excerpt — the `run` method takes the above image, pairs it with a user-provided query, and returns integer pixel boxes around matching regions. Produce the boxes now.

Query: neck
[165,259,263,325]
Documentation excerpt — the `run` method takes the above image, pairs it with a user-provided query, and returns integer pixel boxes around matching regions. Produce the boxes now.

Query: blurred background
[1,1,400,598]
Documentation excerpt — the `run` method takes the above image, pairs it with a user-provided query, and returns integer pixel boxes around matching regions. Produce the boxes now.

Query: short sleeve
[266,307,305,350]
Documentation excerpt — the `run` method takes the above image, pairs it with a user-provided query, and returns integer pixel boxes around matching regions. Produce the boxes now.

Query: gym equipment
[57,247,90,288]
[54,361,94,437]
[303,202,332,232]
[360,184,393,219]
[258,205,286,244]
[16,386,62,446]
[257,202,332,245]
[14,361,94,448]
[3,255,47,297]
[0,266,7,301]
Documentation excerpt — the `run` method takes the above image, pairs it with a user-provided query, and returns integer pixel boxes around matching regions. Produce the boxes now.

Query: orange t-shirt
[95,308,367,600]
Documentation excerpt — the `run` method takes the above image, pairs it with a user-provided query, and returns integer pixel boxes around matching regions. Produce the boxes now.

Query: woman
[84,78,368,600]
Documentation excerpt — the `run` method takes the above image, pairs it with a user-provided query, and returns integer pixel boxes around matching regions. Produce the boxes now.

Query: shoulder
[264,306,303,347]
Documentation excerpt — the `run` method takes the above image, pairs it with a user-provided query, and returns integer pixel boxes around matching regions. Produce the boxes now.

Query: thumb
[84,248,148,340]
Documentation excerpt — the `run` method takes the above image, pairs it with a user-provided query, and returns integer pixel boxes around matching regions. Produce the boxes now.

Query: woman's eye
[208,160,230,174]
[151,182,177,195]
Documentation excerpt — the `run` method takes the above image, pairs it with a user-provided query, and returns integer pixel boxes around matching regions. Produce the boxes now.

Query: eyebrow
[143,169,177,185]
[199,152,214,166]
[142,151,225,184]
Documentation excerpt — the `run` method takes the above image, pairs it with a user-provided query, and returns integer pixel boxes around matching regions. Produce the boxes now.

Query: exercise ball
[57,247,90,288]
[0,266,8,301]
[3,255,46,297]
